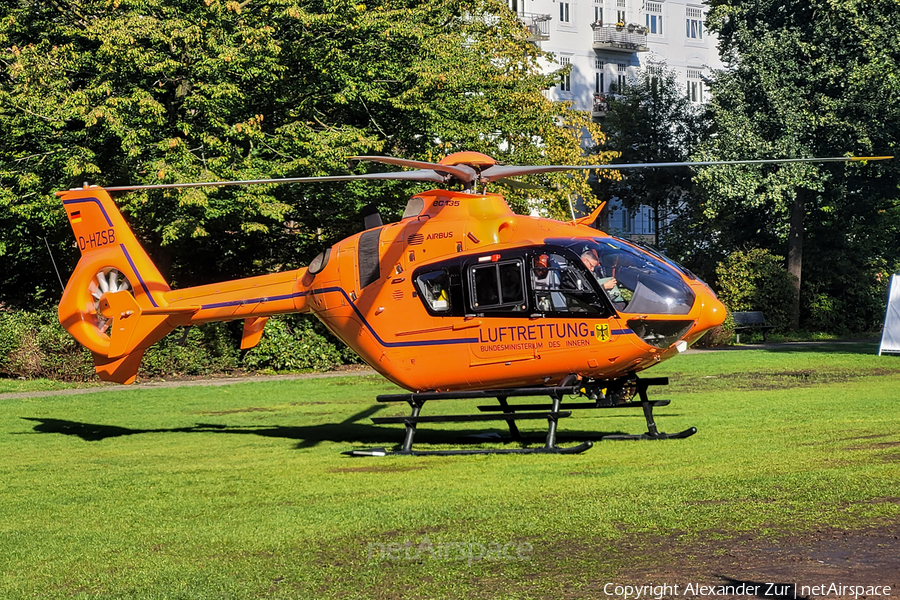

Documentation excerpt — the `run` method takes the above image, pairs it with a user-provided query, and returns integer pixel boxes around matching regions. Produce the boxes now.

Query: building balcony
[592,94,609,118]
[519,12,551,42]
[591,94,623,119]
[591,23,649,53]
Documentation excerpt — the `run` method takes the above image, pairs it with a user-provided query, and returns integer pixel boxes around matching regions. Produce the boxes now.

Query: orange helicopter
[55,152,890,455]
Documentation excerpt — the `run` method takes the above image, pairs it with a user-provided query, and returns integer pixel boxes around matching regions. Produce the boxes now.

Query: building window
[687,68,704,102]
[648,65,663,90]
[617,9,626,24]
[594,59,605,94]
[560,2,570,23]
[614,62,627,92]
[559,55,572,92]
[645,2,663,35]
[686,7,703,39]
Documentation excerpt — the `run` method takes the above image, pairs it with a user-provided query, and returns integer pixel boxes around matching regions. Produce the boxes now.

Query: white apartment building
[512,0,723,239]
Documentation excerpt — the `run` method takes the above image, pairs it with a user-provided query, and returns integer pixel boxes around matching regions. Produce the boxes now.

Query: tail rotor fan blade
[96,273,110,294]
[87,268,134,338]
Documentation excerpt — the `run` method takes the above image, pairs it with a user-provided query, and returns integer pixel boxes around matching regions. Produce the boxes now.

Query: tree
[0,0,612,307]
[592,61,708,246]
[696,0,900,331]
[715,248,796,330]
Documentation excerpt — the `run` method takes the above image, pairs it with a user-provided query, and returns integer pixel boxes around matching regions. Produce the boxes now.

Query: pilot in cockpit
[580,248,626,305]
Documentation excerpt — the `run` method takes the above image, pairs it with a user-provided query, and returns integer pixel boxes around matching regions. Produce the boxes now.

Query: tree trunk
[787,188,805,331]
[653,198,660,247]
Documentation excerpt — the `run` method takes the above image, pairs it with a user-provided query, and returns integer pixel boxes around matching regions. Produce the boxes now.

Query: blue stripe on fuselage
[198,287,634,349]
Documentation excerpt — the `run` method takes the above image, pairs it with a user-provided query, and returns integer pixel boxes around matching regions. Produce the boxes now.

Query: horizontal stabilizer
[241,317,269,350]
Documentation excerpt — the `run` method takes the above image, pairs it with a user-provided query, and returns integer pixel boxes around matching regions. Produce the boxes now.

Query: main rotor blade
[479,156,893,183]
[352,156,478,184]
[101,170,450,192]
[496,178,545,191]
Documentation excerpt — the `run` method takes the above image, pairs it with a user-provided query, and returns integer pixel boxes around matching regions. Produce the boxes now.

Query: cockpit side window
[530,251,610,316]
[469,260,527,312]
[551,237,696,315]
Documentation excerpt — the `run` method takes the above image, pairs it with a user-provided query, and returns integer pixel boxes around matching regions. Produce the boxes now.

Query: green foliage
[693,310,735,347]
[800,256,894,334]
[0,309,94,380]
[0,309,355,381]
[242,315,343,372]
[139,323,239,378]
[0,0,609,305]
[715,248,796,330]
[686,0,900,332]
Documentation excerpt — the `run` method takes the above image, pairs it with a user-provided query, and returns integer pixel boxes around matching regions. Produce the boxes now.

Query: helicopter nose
[693,287,727,334]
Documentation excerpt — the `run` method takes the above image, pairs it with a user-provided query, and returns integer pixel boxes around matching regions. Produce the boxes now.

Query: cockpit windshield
[554,237,696,315]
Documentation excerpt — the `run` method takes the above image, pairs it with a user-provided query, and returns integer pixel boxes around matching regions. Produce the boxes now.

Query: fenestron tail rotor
[87,267,133,336]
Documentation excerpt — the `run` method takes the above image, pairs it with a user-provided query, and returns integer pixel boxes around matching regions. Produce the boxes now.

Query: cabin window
[470,260,526,311]
[530,252,607,315]
[307,247,331,275]
[416,270,452,312]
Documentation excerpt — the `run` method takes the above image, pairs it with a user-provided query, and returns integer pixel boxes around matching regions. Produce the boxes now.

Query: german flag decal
[69,210,82,224]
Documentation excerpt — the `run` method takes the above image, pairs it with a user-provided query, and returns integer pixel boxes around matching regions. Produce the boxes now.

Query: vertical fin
[57,187,174,384]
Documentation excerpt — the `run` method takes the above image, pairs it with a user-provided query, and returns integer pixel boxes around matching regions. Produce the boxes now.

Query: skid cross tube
[348,386,591,456]
[497,396,520,439]
[346,376,695,456]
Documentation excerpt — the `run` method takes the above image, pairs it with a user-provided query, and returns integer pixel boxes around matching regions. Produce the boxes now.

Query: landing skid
[348,376,693,456]
[602,427,697,441]
[600,377,697,441]
[346,441,593,457]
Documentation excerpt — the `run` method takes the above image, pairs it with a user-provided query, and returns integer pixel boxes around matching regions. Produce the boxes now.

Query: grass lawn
[1,342,898,599]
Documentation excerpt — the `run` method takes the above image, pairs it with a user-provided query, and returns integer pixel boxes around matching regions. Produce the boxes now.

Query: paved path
[0,369,379,401]
[684,339,879,353]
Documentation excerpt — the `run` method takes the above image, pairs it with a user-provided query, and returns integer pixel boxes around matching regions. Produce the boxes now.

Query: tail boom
[57,186,311,384]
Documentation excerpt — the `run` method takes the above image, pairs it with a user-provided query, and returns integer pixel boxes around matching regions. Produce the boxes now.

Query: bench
[732,311,776,343]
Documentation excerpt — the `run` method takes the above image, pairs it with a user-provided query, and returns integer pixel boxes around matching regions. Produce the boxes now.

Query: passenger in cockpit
[532,254,566,311]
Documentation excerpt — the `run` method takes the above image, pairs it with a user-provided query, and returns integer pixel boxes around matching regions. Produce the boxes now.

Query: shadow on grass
[18,406,654,451]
